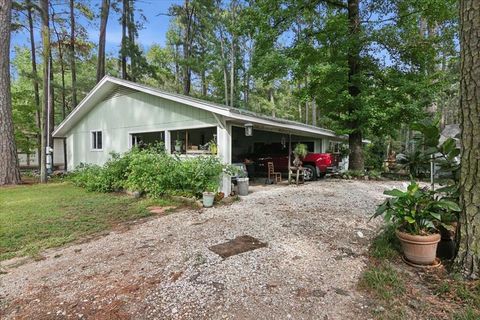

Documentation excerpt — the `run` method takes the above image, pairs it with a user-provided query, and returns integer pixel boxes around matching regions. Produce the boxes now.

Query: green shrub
[341,169,365,179]
[70,147,229,198]
[125,153,226,197]
[70,150,139,192]
[364,138,387,171]
[70,164,110,192]
[367,170,382,180]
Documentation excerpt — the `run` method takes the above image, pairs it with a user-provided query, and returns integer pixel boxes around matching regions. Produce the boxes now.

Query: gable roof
[52,76,343,139]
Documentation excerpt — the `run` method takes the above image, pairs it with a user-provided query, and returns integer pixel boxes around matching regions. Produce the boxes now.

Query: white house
[53,76,346,194]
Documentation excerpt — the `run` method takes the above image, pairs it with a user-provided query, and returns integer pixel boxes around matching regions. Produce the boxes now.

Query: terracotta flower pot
[396,229,440,265]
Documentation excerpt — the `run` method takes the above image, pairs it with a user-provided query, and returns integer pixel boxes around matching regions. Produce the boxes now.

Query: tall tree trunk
[48,52,55,166]
[127,0,136,81]
[51,5,67,119]
[219,28,229,105]
[243,66,249,108]
[69,0,77,107]
[121,0,128,79]
[312,100,317,126]
[26,0,41,166]
[230,38,235,107]
[244,38,252,109]
[97,0,110,82]
[39,0,50,183]
[305,101,309,124]
[297,81,302,122]
[347,0,364,171]
[304,78,309,124]
[201,69,207,96]
[269,87,275,117]
[455,0,480,279]
[0,0,21,185]
[182,0,193,96]
[174,43,180,93]
[229,1,237,107]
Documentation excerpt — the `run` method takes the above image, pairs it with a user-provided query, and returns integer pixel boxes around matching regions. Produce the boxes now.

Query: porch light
[244,123,253,136]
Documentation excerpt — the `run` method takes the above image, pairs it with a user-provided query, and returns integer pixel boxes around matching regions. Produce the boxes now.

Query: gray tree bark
[121,0,128,79]
[26,0,41,166]
[455,0,480,279]
[39,0,50,183]
[96,0,110,83]
[69,0,77,107]
[0,0,21,185]
[219,27,229,106]
[347,0,364,171]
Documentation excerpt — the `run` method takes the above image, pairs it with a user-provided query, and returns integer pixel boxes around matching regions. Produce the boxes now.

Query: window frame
[91,130,103,151]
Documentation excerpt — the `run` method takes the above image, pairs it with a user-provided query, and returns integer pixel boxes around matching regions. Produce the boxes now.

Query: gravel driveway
[0,180,404,320]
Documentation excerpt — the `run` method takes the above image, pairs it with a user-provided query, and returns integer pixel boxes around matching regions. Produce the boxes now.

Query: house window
[131,131,164,149]
[170,127,216,154]
[92,131,103,150]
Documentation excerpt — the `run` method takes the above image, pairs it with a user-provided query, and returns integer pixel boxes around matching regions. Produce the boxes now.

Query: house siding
[66,90,217,169]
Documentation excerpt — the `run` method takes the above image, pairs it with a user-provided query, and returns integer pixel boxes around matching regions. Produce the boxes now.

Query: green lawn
[0,182,177,261]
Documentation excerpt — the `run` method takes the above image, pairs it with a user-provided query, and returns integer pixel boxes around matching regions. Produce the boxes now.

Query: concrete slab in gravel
[0,180,406,320]
[209,235,268,258]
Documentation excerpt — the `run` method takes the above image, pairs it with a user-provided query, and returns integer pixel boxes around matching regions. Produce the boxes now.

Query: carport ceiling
[229,122,344,140]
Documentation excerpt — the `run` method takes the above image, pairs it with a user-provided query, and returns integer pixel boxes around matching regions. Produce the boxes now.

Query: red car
[254,152,341,181]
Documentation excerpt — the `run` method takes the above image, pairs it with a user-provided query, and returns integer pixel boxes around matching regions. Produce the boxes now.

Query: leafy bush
[340,169,365,179]
[367,170,382,180]
[293,143,309,158]
[70,150,138,192]
[125,152,226,197]
[364,138,387,170]
[70,164,108,192]
[396,148,429,178]
[70,147,230,198]
[372,181,461,235]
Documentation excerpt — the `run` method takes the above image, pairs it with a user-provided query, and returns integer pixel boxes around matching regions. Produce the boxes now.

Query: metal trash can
[237,177,249,196]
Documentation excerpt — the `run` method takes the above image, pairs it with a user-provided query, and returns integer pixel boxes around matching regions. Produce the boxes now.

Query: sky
[11,0,183,57]
[98,0,183,53]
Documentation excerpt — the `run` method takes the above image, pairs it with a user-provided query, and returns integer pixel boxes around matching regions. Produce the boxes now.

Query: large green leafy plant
[70,146,233,198]
[293,143,308,158]
[411,121,460,204]
[373,181,460,235]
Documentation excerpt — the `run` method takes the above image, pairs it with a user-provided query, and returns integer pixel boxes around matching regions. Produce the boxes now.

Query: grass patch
[453,307,480,320]
[359,263,405,300]
[370,225,401,260]
[0,182,178,261]
[361,224,480,319]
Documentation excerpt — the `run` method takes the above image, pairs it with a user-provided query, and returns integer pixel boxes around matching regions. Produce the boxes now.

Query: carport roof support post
[164,130,171,154]
[217,122,232,195]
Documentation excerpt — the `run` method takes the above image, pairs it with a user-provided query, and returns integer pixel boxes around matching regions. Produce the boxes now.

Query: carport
[230,126,323,180]
[212,112,347,194]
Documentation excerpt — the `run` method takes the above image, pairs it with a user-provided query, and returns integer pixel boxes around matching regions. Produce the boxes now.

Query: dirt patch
[0,180,406,319]
[209,235,267,258]
[147,206,176,215]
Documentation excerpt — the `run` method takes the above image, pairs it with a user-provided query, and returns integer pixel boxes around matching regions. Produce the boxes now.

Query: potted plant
[202,182,217,208]
[208,140,218,155]
[373,181,460,265]
[293,143,308,167]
